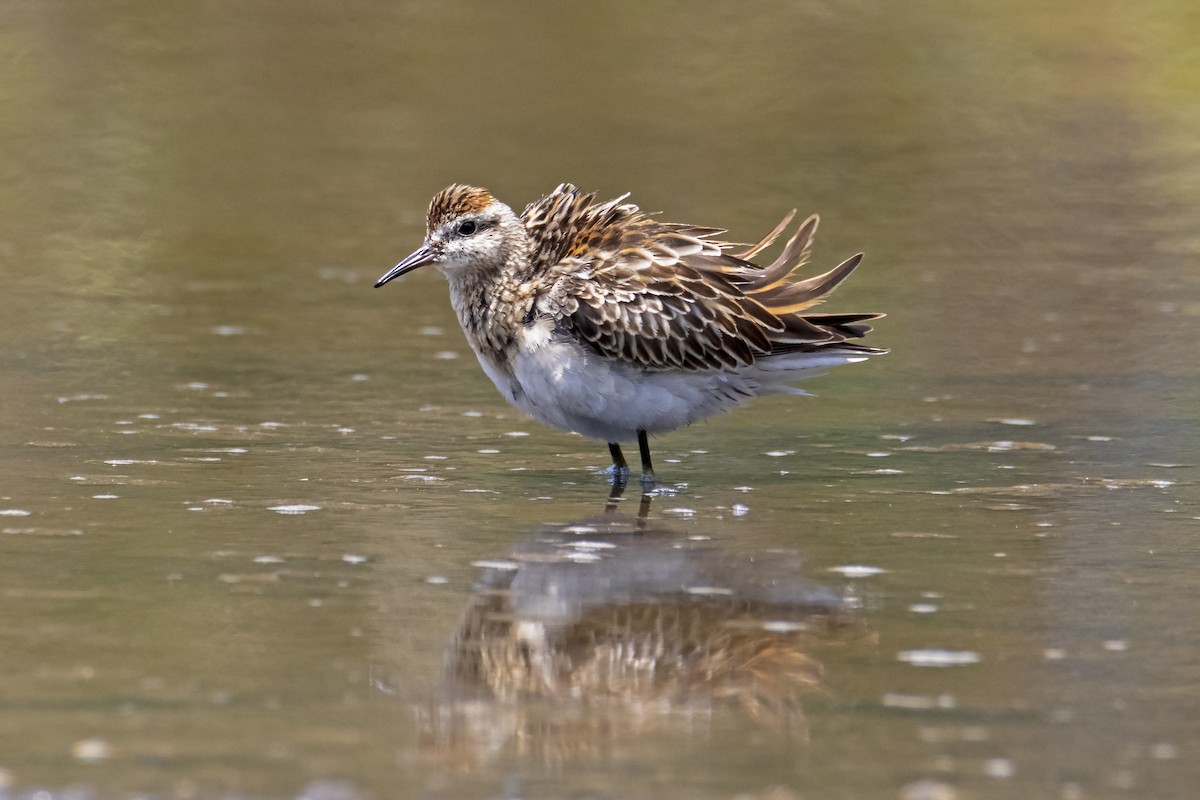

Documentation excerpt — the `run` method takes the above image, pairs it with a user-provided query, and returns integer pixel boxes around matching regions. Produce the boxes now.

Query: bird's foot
[638,470,658,489]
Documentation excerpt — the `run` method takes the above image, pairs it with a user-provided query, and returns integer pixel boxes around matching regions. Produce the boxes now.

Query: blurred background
[0,1,1197,798]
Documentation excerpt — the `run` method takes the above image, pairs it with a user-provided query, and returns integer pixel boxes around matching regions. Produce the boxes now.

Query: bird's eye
[457,220,477,237]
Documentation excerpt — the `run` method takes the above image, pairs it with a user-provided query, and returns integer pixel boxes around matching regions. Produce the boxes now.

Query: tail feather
[729,212,883,359]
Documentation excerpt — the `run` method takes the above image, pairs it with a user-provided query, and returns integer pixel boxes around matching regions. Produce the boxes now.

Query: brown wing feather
[526,187,884,372]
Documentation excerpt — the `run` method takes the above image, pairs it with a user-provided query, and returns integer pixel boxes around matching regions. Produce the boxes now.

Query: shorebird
[375,184,883,484]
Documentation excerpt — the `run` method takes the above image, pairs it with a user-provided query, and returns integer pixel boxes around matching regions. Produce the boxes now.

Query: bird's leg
[606,441,630,482]
[637,430,656,486]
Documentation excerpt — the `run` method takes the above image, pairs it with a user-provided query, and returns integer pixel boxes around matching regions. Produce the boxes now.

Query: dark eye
[457,220,477,236]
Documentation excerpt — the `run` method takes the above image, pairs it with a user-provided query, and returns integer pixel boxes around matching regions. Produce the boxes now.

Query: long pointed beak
[375,243,438,288]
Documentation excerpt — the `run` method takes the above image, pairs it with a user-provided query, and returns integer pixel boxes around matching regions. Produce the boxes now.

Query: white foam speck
[433,351,459,360]
[686,586,734,596]
[760,620,809,632]
[471,559,520,571]
[909,603,939,614]
[1103,639,1128,652]
[983,758,1015,778]
[425,575,449,585]
[342,554,367,564]
[829,564,888,578]
[71,738,111,762]
[211,326,245,336]
[569,540,616,550]
[254,555,284,564]
[764,450,794,457]
[731,504,749,516]
[504,431,530,437]
[268,504,320,515]
[898,649,981,667]
[477,449,501,454]
[105,459,158,466]
[0,509,31,517]
[991,418,1036,426]
[93,494,119,500]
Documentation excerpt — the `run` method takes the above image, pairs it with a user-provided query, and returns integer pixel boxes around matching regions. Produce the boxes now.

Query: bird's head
[375,184,525,288]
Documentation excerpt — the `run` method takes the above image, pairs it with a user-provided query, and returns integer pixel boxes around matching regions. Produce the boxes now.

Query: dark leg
[605,442,629,498]
[608,442,629,473]
[637,429,656,485]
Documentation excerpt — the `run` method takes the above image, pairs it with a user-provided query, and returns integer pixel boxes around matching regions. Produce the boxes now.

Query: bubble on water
[351,374,369,382]
[898,649,981,667]
[883,693,957,710]
[865,451,892,457]
[764,450,794,457]
[562,525,598,535]
[760,620,809,633]
[731,504,749,516]
[105,459,158,466]
[504,431,530,437]
[57,393,110,404]
[341,554,368,565]
[0,509,31,517]
[685,586,734,596]
[425,575,449,585]
[567,540,616,551]
[268,504,320,515]
[471,559,520,571]
[989,418,1036,426]
[1150,742,1178,760]
[1103,639,1128,652]
[829,565,887,578]
[901,779,958,800]
[211,325,246,336]
[1043,648,1067,660]
[909,603,938,614]
[254,555,284,564]
[664,507,696,518]
[185,382,210,390]
[477,449,501,454]
[138,413,160,419]
[71,737,111,762]
[93,494,119,500]
[462,411,484,417]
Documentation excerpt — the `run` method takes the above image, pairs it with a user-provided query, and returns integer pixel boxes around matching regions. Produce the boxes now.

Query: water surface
[1,1,1197,798]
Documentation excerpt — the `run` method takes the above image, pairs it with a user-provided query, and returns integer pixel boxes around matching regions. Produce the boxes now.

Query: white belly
[468,318,866,443]
[472,319,751,442]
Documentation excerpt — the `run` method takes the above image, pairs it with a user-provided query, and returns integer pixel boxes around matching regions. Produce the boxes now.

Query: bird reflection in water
[416,493,868,768]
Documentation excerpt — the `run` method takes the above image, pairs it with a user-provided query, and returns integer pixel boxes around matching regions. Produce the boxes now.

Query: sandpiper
[376,184,883,483]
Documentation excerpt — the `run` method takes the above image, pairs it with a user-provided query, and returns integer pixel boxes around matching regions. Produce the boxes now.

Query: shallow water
[1,1,1198,798]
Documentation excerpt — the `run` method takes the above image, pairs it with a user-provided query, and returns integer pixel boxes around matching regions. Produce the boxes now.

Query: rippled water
[1,1,1198,798]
